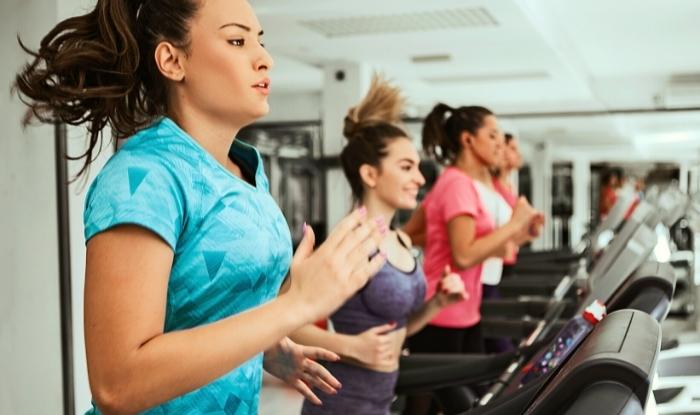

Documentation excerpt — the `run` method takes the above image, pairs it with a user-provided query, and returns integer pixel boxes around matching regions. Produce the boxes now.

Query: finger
[369,321,397,335]
[346,228,383,264]
[442,265,451,277]
[302,346,340,363]
[338,218,385,260]
[323,207,368,251]
[293,379,323,405]
[349,250,387,289]
[291,224,316,267]
[302,371,338,395]
[346,239,384,280]
[303,358,342,388]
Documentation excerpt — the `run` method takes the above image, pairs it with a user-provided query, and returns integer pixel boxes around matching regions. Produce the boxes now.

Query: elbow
[91,381,138,415]
[452,253,477,270]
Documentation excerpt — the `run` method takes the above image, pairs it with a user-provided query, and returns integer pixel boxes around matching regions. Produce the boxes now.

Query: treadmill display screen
[519,316,593,386]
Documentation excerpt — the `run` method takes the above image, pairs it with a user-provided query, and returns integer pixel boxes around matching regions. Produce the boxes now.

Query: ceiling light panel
[300,7,498,38]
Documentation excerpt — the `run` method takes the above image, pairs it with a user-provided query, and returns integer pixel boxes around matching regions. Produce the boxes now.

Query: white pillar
[529,141,553,249]
[2,1,62,413]
[321,62,371,229]
[571,157,591,246]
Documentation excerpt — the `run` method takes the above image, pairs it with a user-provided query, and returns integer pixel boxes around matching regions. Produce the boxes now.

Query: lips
[252,78,271,95]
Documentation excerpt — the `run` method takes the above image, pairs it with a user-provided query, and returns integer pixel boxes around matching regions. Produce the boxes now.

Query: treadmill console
[517,301,606,387]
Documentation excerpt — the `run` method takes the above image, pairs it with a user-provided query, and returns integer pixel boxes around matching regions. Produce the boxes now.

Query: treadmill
[481,201,660,340]
[474,309,662,415]
[396,258,675,414]
[495,199,657,300]
[514,187,639,269]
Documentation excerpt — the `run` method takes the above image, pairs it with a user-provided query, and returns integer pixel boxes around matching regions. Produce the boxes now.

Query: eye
[228,39,245,46]
[400,164,412,171]
[259,41,266,48]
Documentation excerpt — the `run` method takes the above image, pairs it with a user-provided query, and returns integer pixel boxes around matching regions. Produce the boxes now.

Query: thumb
[372,321,397,335]
[442,265,452,278]
[292,223,316,266]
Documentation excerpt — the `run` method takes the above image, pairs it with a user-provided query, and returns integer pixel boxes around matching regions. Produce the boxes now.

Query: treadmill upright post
[55,122,75,415]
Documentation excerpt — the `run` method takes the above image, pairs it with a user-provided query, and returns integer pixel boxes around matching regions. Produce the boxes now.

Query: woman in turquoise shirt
[15,0,387,413]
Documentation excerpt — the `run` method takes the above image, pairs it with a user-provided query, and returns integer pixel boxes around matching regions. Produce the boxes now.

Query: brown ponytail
[340,75,408,203]
[422,103,493,165]
[14,0,199,178]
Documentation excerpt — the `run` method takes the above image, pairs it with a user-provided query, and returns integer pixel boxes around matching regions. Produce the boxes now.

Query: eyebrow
[398,158,418,164]
[219,22,264,36]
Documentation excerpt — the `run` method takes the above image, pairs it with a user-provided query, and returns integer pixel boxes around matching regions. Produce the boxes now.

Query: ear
[359,164,379,189]
[460,131,472,148]
[154,41,186,82]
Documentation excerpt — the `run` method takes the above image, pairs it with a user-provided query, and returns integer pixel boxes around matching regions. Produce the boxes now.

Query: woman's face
[369,137,426,210]
[178,0,273,127]
[504,137,523,170]
[469,115,503,168]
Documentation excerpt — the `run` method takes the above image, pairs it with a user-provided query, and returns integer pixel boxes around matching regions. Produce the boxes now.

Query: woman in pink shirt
[402,104,541,415]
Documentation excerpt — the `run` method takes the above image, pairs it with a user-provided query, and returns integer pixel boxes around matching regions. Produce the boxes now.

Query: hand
[263,337,342,406]
[513,211,545,246]
[287,208,388,323]
[435,266,468,307]
[501,240,518,260]
[348,322,397,366]
[529,212,545,237]
[510,197,538,229]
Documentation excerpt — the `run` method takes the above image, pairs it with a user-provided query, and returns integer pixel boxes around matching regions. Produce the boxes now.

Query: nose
[415,170,426,186]
[255,43,274,72]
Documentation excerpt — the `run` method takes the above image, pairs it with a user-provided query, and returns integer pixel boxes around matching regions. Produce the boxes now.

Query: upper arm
[442,177,481,266]
[83,157,185,386]
[84,226,174,386]
[447,215,477,265]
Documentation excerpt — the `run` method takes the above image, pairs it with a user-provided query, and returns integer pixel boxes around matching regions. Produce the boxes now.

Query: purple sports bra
[331,235,427,334]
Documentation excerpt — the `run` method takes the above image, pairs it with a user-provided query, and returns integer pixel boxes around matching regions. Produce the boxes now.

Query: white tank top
[473,180,513,285]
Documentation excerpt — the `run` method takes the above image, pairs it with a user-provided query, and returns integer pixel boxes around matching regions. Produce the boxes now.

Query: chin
[255,102,270,117]
[244,105,270,125]
[398,198,418,210]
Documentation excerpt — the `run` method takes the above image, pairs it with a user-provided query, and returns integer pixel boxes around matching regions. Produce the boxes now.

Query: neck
[498,168,513,187]
[453,149,492,184]
[167,100,244,167]
[361,195,396,230]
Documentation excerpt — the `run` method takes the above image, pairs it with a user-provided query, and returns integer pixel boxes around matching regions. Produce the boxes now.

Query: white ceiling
[255,0,700,160]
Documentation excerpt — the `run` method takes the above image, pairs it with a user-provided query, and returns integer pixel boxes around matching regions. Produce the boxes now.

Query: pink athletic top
[422,167,495,328]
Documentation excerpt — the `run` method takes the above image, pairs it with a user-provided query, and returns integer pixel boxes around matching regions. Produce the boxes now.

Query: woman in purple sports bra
[288,76,468,415]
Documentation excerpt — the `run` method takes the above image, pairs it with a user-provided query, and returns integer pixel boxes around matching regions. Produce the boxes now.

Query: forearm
[406,297,442,336]
[453,222,519,269]
[289,324,356,359]
[91,293,307,415]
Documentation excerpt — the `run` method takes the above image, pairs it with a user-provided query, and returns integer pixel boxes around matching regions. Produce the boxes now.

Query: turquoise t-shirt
[84,117,293,414]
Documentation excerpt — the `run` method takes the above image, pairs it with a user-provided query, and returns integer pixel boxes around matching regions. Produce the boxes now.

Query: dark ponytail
[14,0,199,178]
[422,103,493,165]
[340,75,408,203]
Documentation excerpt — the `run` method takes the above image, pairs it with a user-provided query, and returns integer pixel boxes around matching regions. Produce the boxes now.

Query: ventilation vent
[300,7,498,38]
[423,71,549,83]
